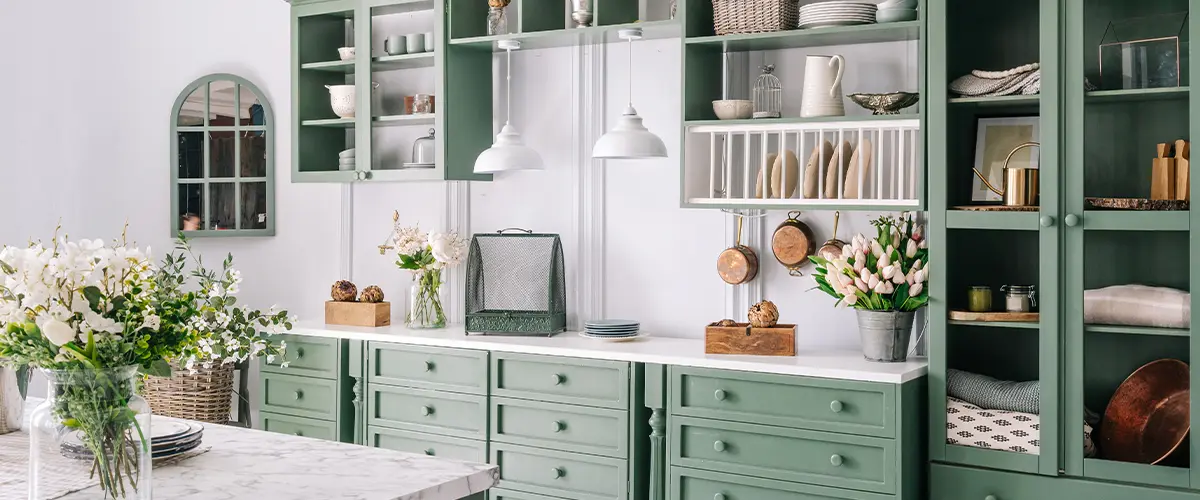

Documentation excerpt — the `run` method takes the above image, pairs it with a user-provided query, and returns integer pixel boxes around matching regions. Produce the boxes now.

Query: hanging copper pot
[816,210,847,261]
[771,211,816,277]
[717,216,759,285]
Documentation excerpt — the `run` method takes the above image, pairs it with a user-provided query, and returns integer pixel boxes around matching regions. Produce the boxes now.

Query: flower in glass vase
[386,218,468,330]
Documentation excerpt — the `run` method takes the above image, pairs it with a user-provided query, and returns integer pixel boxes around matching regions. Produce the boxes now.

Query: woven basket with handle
[712,0,799,35]
[141,362,234,423]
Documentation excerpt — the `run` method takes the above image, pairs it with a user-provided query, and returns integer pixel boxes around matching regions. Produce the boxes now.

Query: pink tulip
[855,278,869,292]
[909,283,924,297]
[867,274,880,290]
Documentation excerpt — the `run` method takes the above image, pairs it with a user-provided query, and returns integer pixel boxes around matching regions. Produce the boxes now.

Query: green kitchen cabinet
[257,335,360,444]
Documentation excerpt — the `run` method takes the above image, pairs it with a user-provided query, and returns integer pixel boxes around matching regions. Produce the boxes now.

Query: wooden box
[325,301,391,327]
[705,323,796,356]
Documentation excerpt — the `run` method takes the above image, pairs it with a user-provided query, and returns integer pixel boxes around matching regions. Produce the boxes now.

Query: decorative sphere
[360,285,385,303]
[331,280,358,302]
[747,300,780,328]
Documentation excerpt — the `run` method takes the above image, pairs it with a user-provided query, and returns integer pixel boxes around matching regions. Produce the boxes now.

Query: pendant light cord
[626,36,633,108]
[505,47,513,126]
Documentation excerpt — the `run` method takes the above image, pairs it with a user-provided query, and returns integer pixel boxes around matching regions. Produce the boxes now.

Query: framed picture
[973,117,1040,202]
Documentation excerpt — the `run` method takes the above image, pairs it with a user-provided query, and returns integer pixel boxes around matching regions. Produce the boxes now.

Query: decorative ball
[747,300,780,328]
[360,285,385,304]
[715,319,738,327]
[331,280,358,302]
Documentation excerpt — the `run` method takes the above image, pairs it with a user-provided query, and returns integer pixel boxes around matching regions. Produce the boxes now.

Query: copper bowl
[1100,359,1190,464]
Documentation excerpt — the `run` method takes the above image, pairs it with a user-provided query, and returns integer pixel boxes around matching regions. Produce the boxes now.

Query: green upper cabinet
[290,0,490,182]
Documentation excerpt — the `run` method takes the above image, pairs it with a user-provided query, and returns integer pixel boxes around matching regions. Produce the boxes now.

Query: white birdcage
[753,65,782,119]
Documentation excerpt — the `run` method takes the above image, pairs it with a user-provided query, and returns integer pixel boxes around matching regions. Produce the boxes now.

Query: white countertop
[289,323,927,384]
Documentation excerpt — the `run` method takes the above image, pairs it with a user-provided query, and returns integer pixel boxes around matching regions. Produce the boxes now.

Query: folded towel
[1084,284,1190,329]
[947,369,1039,414]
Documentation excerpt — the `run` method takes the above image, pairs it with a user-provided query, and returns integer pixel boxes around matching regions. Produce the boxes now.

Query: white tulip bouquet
[808,213,930,311]
[386,218,468,329]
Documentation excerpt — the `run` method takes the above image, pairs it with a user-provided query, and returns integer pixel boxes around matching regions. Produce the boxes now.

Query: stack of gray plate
[339,148,356,171]
[581,320,642,341]
[61,420,204,462]
[798,1,878,29]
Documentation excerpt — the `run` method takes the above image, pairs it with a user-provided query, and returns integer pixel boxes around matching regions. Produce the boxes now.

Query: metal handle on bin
[496,228,533,234]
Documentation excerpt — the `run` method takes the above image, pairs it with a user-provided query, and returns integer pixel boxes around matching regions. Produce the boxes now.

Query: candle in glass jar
[967,286,992,312]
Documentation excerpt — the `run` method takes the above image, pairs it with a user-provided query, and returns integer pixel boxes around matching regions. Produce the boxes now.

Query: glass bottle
[486,7,508,36]
[407,269,447,329]
[29,367,152,499]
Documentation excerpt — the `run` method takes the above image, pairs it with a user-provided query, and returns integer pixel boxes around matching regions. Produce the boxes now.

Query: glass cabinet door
[1063,0,1193,487]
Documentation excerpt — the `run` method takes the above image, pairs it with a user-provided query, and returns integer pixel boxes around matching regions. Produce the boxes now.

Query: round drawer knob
[713,440,727,452]
[424,360,435,372]
[295,347,305,359]
[293,390,304,400]
[552,373,566,385]
[830,400,844,413]
[552,467,565,479]
[1065,214,1080,227]
[420,405,434,416]
[714,494,727,500]
[553,420,566,433]
[293,430,303,437]
[1039,215,1055,228]
[830,454,843,467]
[424,448,435,456]
[985,496,998,500]
[714,389,727,401]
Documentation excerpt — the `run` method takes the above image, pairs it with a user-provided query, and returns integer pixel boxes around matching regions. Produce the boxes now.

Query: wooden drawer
[261,371,339,420]
[368,384,487,439]
[490,488,569,500]
[368,426,487,462]
[260,411,337,441]
[491,397,628,458]
[671,416,894,494]
[492,353,629,409]
[262,335,340,380]
[671,366,894,438]
[671,466,895,500]
[368,342,488,394]
[931,463,1200,500]
[491,443,628,500]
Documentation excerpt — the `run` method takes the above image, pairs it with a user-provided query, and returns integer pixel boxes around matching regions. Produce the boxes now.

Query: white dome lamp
[593,28,668,160]
[474,40,545,174]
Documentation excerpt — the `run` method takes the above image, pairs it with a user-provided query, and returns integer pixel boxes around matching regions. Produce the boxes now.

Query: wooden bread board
[949,310,1039,322]
[705,323,796,356]
[326,301,391,327]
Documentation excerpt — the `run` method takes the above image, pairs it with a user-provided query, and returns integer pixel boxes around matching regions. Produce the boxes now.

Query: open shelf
[1086,87,1190,103]
[947,95,1040,108]
[948,320,1040,330]
[371,0,434,16]
[450,20,680,51]
[684,198,921,211]
[684,21,920,52]
[945,211,1040,231]
[373,114,435,126]
[684,114,918,128]
[1082,211,1189,231]
[372,52,435,71]
[1085,324,1190,337]
[301,118,356,128]
[301,60,355,73]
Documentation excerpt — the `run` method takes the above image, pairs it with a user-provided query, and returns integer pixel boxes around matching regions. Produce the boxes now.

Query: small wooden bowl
[1100,359,1190,464]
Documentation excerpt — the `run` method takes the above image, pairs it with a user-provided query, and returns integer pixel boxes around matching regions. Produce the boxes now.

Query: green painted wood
[262,335,340,379]
[680,0,711,38]
[670,415,895,494]
[442,20,493,181]
[354,1,372,183]
[933,462,1200,500]
[301,118,356,127]
[491,353,630,409]
[595,0,638,27]
[1191,0,1199,488]
[670,466,894,500]
[518,0,564,32]
[373,114,436,126]
[489,488,570,500]
[447,0,488,39]
[940,445,1039,475]
[348,338,365,445]
[1081,211,1190,231]
[681,44,721,122]
[367,384,488,439]
[1083,458,1189,489]
[946,94,1041,108]
[490,396,629,458]
[946,320,1040,330]
[259,411,338,441]
[301,60,355,72]
[262,371,340,420]
[292,2,358,183]
[684,115,918,128]
[368,425,487,462]
[1086,87,1190,103]
[372,53,435,71]
[645,364,666,500]
[628,363,649,500]
[1085,324,1190,337]
[684,22,919,51]
[895,379,926,500]
[366,0,434,15]
[681,200,923,212]
[367,342,488,394]
[944,228,1041,311]
[944,211,1040,231]
[449,20,680,51]
[669,366,896,438]
[491,442,629,500]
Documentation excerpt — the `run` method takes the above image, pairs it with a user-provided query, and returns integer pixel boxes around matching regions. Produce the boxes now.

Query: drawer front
[368,385,487,439]
[492,353,629,409]
[491,397,628,458]
[261,372,339,420]
[369,342,488,394]
[491,443,628,500]
[262,335,340,379]
[671,466,895,500]
[260,412,337,441]
[931,463,1200,500]
[490,488,569,500]
[368,426,487,463]
[671,416,894,494]
[671,366,894,437]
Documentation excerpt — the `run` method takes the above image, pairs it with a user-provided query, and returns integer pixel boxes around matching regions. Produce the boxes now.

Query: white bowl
[876,8,918,23]
[326,84,356,118]
[338,47,356,61]
[712,99,753,120]
[878,0,918,9]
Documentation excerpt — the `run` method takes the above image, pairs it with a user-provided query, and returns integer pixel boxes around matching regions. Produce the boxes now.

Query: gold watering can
[973,142,1040,207]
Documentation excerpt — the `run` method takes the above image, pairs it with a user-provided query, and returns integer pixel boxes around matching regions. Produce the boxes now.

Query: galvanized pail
[855,310,915,362]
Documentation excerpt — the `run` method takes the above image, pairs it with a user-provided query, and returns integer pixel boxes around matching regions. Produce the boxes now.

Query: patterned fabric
[947,369,1040,414]
[946,397,1042,454]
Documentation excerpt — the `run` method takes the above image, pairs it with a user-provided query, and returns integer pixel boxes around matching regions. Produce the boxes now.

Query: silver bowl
[847,92,920,115]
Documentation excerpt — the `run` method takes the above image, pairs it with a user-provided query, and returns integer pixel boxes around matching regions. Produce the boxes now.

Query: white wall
[0,0,921,359]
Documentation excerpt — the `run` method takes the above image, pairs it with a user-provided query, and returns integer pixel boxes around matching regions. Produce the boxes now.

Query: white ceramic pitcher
[801,54,846,118]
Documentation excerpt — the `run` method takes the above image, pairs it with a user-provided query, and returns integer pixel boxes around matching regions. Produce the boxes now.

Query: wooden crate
[325,301,391,328]
[705,323,796,356]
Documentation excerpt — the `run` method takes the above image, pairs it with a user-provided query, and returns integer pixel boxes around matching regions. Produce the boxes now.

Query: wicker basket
[712,0,799,35]
[141,363,234,423]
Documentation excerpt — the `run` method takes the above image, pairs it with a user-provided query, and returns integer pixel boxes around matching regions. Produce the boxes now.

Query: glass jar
[408,269,447,329]
[30,366,152,499]
[486,7,507,36]
[1001,285,1037,312]
[967,286,993,312]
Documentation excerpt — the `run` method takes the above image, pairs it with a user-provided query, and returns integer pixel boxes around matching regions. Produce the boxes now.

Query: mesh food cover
[465,229,566,335]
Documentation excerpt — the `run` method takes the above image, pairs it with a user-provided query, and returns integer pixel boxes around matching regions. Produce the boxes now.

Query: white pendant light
[475,40,545,173]
[593,28,668,160]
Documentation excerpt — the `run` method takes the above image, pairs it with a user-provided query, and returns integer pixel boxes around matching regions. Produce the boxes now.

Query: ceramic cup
[406,33,425,54]
[385,35,406,55]
[423,32,434,52]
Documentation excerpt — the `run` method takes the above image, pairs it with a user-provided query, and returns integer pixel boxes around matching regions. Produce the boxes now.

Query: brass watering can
[973,142,1040,207]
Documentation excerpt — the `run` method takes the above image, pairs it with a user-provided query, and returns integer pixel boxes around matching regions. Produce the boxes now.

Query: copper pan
[1099,359,1190,464]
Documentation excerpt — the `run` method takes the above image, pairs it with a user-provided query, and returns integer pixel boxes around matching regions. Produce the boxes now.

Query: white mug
[801,54,846,118]
[385,35,406,55]
[423,32,434,52]
[406,33,425,54]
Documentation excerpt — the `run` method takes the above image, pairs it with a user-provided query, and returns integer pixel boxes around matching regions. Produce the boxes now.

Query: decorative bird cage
[753,64,782,119]
[465,229,567,336]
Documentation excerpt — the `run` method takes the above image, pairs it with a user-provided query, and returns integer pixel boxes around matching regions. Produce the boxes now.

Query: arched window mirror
[171,73,275,237]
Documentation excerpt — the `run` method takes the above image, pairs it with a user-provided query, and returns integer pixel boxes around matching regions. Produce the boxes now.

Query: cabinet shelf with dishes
[446,0,663,50]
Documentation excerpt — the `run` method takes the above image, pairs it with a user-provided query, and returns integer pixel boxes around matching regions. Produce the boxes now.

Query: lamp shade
[592,106,668,159]
[474,124,545,173]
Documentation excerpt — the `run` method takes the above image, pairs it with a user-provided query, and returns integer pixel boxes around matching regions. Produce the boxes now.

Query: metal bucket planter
[856,310,915,362]
[1,366,28,434]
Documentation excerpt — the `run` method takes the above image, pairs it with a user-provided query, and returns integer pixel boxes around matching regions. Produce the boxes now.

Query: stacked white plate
[60,420,204,462]
[798,1,878,29]
[581,320,643,342]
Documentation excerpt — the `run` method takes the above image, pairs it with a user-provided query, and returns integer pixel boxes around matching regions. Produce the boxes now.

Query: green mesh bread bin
[465,229,566,335]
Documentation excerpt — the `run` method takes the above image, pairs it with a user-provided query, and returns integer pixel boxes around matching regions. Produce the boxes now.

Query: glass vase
[29,366,152,499]
[486,7,507,36]
[407,269,447,329]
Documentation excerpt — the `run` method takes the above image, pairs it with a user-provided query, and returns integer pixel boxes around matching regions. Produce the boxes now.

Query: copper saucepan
[817,210,847,261]
[771,211,816,276]
[717,216,759,285]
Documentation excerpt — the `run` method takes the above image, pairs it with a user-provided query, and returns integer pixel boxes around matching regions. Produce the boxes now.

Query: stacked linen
[949,63,1042,98]
[946,369,1096,456]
